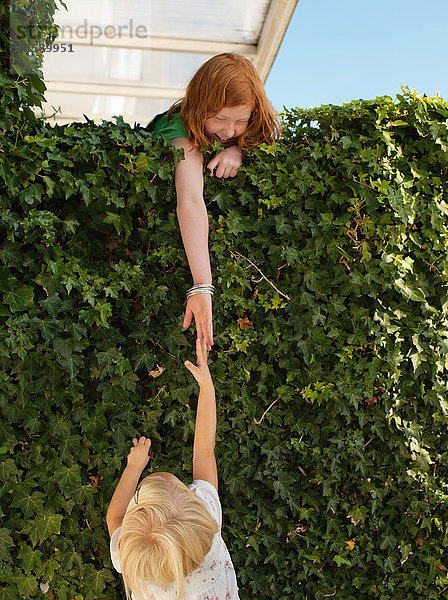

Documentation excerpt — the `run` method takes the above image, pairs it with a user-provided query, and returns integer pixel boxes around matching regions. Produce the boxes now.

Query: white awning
[39,0,298,125]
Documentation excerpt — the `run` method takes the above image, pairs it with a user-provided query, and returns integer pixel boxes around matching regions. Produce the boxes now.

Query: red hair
[167,53,282,149]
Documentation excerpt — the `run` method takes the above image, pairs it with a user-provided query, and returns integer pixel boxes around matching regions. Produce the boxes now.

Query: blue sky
[265,0,448,111]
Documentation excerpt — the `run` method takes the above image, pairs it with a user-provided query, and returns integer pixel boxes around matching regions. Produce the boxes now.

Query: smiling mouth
[215,134,230,142]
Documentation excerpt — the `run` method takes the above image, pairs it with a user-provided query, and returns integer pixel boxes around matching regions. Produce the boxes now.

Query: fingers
[214,165,228,178]
[183,306,193,329]
[186,295,213,349]
[208,319,214,349]
[132,436,151,448]
[184,359,198,374]
[207,156,218,175]
[184,338,209,373]
[196,320,212,351]
[138,436,151,446]
[207,158,239,179]
[196,336,208,365]
[218,167,238,178]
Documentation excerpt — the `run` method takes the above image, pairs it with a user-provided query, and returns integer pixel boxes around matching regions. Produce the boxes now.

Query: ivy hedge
[1,2,448,599]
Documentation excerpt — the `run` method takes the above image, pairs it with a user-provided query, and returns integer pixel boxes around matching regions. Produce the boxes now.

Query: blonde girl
[106,338,239,600]
[151,53,282,351]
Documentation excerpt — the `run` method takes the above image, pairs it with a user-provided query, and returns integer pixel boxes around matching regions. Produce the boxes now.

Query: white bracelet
[186,284,215,299]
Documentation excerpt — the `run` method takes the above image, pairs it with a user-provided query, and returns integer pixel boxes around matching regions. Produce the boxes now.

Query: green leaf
[0,421,17,444]
[40,294,63,317]
[3,285,34,311]
[0,586,19,600]
[53,337,72,359]
[61,354,84,379]
[0,528,14,561]
[334,554,352,567]
[272,471,295,500]
[69,484,96,504]
[14,574,38,597]
[17,544,43,574]
[25,513,63,547]
[394,278,426,302]
[0,459,20,482]
[63,218,79,234]
[53,464,81,489]
[0,267,14,292]
[81,565,115,596]
[42,555,60,579]
[11,487,45,518]
[42,175,55,197]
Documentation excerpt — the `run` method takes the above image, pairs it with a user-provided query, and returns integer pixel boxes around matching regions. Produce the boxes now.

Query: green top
[151,111,187,139]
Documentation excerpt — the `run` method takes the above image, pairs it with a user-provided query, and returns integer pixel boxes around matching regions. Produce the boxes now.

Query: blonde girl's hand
[127,436,152,472]
[207,145,243,178]
[183,293,213,351]
[184,337,213,388]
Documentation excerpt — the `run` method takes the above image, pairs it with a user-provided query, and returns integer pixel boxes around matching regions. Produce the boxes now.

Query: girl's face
[205,104,253,144]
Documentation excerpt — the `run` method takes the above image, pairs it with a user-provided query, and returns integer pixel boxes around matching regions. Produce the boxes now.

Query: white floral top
[109,479,240,600]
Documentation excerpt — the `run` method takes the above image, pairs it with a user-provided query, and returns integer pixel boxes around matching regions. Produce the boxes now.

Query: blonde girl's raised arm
[185,338,218,491]
[106,437,151,536]
[193,379,218,491]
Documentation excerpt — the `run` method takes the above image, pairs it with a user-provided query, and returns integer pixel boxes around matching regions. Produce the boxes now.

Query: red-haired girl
[151,53,282,351]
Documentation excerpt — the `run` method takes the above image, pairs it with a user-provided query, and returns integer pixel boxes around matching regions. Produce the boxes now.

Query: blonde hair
[168,52,282,149]
[118,475,219,600]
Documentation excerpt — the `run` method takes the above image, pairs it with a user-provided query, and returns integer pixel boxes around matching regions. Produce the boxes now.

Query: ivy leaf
[133,347,155,371]
[53,464,82,489]
[24,513,63,547]
[0,421,16,443]
[61,354,84,379]
[272,470,296,500]
[0,587,19,600]
[40,294,63,317]
[14,575,38,597]
[53,337,72,359]
[0,459,20,482]
[334,554,352,566]
[69,484,96,504]
[42,175,55,197]
[11,487,45,518]
[3,285,34,311]
[42,555,60,579]
[17,544,43,574]
[0,266,14,292]
[99,383,128,403]
[81,565,115,596]
[62,546,83,571]
[0,528,14,561]
[63,218,79,234]
[394,278,426,302]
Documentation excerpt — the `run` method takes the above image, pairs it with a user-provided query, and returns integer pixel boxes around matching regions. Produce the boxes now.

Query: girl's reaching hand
[127,436,152,472]
[207,145,243,178]
[185,337,213,388]
[183,293,213,351]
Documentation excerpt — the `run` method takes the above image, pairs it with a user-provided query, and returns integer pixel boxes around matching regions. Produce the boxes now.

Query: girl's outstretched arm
[185,338,218,491]
[106,437,151,536]
[172,137,214,350]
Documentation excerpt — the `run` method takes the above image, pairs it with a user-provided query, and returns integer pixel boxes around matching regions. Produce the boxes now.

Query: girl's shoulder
[150,110,187,140]
[189,479,222,528]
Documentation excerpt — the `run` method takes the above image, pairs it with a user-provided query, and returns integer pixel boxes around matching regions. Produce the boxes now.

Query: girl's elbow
[176,194,205,211]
